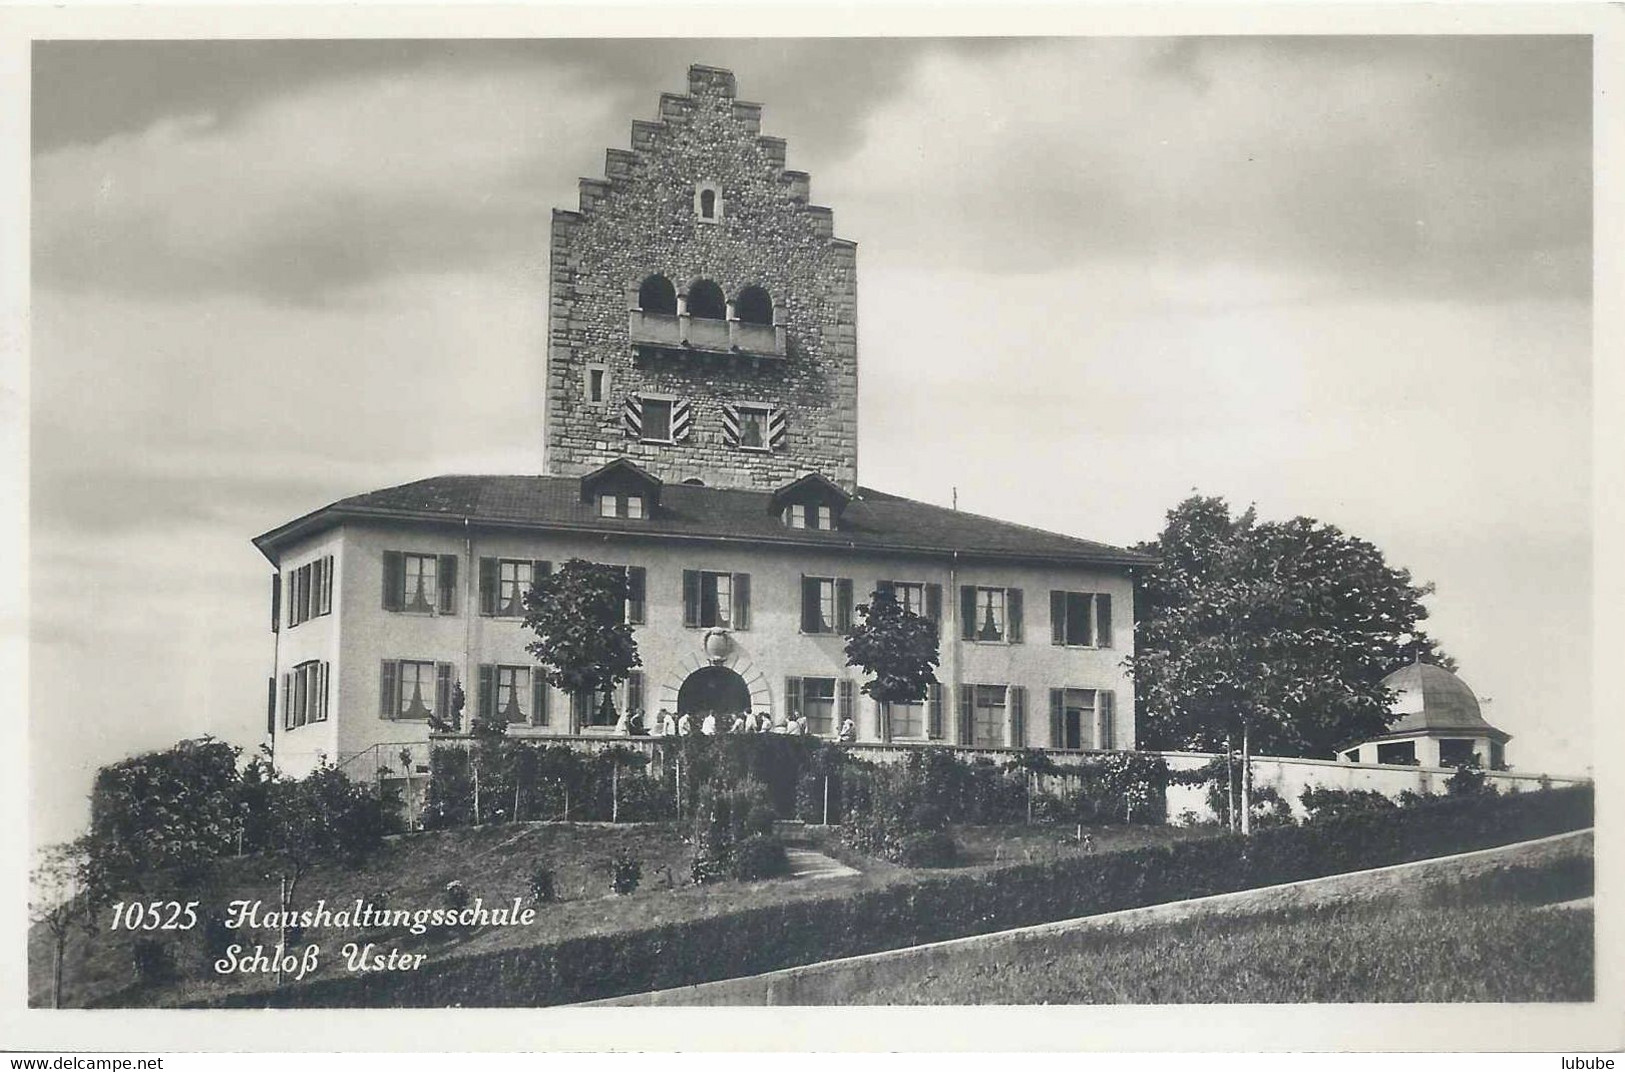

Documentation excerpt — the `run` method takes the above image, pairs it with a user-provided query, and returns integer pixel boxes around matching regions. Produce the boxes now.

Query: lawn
[824,860,1595,1004]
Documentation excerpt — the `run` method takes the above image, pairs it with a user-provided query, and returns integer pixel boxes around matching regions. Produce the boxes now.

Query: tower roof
[1378,660,1509,741]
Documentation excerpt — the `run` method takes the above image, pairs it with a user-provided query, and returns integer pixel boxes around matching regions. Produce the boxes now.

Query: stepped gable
[254,474,1154,568]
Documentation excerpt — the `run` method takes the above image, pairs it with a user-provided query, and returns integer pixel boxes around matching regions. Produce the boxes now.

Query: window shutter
[1100,690,1116,750]
[877,700,891,744]
[286,572,297,627]
[382,551,404,611]
[671,398,693,442]
[925,584,942,635]
[627,566,647,624]
[622,394,642,438]
[1009,686,1027,748]
[721,403,740,448]
[379,661,397,719]
[957,684,974,746]
[438,555,458,615]
[477,664,495,723]
[292,669,305,729]
[800,577,821,633]
[1008,588,1024,643]
[1050,689,1065,748]
[532,560,552,613]
[281,673,292,731]
[785,677,802,719]
[838,679,854,730]
[270,573,281,633]
[1051,591,1066,646]
[767,407,788,451]
[835,578,854,632]
[627,671,644,717]
[928,682,944,739]
[478,558,498,616]
[321,556,334,615]
[435,663,454,722]
[683,570,700,628]
[532,674,549,727]
[1096,593,1113,648]
[317,662,329,722]
[732,572,750,631]
[960,586,977,640]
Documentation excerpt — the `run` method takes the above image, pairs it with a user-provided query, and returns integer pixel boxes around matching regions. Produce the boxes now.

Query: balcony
[629,310,787,361]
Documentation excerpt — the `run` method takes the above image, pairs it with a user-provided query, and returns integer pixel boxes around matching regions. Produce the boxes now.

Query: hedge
[204,784,1591,1009]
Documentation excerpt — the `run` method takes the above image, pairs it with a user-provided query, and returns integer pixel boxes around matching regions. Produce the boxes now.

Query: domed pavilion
[1339,659,1510,769]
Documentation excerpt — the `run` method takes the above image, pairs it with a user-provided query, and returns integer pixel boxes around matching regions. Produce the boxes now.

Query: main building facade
[254,66,1153,779]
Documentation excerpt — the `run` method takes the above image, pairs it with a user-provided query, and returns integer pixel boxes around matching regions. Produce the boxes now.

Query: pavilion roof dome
[1378,660,1509,741]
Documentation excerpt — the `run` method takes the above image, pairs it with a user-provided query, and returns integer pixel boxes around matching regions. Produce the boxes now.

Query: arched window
[735,285,773,326]
[638,274,677,316]
[700,189,717,219]
[687,279,726,321]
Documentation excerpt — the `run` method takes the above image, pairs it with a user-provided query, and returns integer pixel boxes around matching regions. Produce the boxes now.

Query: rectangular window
[384,551,457,615]
[497,560,533,617]
[286,556,334,628]
[683,570,748,630]
[787,503,806,529]
[736,405,770,450]
[496,666,531,724]
[598,493,646,519]
[586,365,607,404]
[396,660,438,720]
[972,685,1007,748]
[890,701,925,739]
[800,576,851,634]
[700,571,732,628]
[1377,740,1418,766]
[1051,591,1112,647]
[641,398,673,442]
[801,677,836,736]
[961,585,1022,643]
[1438,739,1479,768]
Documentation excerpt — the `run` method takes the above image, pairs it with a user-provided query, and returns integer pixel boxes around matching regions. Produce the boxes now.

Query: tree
[523,558,642,728]
[30,839,97,1008]
[1129,496,1450,830]
[844,587,941,706]
[86,736,243,895]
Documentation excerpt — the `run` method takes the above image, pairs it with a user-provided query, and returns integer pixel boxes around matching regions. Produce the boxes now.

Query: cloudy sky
[29,35,1592,845]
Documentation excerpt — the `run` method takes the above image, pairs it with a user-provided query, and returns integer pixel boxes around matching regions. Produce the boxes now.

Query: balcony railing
[629,310,787,359]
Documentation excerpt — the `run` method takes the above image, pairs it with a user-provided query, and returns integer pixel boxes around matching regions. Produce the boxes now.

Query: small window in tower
[695,183,722,222]
[586,365,608,404]
[641,398,674,442]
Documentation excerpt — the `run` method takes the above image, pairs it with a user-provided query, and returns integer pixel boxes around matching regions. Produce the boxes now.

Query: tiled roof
[255,474,1154,568]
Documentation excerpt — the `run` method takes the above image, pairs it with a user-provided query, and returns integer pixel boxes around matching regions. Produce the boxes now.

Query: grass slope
[32,820,1203,1008]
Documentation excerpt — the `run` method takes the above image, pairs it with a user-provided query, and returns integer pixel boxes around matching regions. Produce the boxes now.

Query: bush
[1300,786,1398,823]
[529,866,558,905]
[1447,763,1495,798]
[896,830,958,868]
[442,880,470,911]
[732,834,791,881]
[610,853,642,896]
[211,784,1593,1009]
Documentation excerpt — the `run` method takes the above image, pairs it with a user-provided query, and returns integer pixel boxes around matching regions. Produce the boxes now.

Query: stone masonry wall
[545,65,859,491]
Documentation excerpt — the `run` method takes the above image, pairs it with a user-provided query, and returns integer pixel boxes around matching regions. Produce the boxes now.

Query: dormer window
[784,504,833,530]
[580,457,663,521]
[770,472,851,532]
[599,493,645,520]
[695,182,723,222]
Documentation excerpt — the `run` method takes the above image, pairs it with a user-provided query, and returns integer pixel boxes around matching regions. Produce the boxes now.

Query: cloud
[824,37,1590,299]
[33,65,618,303]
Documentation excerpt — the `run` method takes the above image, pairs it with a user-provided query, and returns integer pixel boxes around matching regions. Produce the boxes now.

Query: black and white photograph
[6,3,1620,1054]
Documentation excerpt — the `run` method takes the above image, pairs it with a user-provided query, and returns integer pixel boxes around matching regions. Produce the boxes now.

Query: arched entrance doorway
[676,665,752,716]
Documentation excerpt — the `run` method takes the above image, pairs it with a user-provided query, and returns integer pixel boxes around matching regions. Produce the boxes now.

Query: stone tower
[544,65,859,491]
